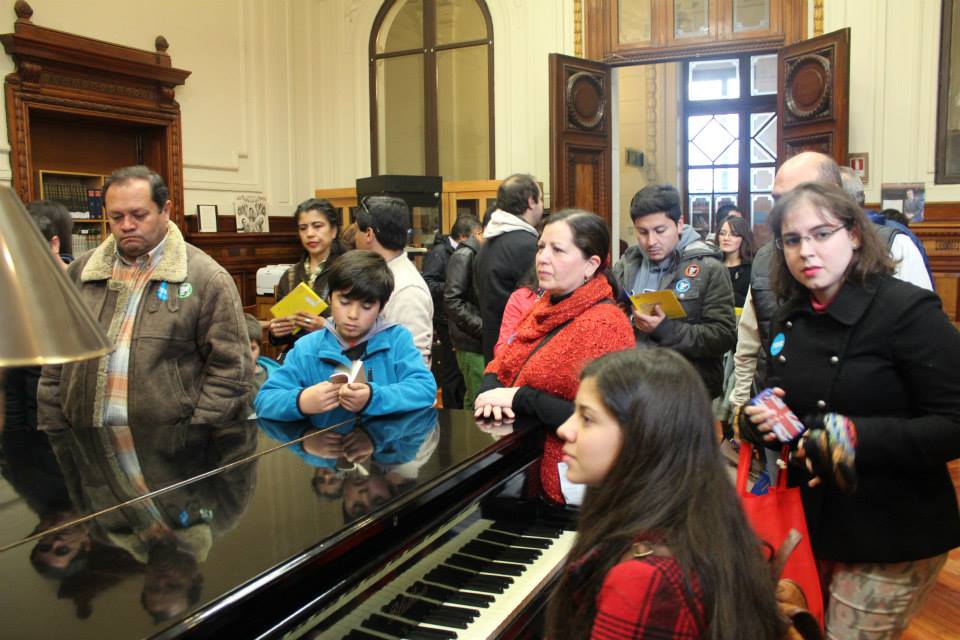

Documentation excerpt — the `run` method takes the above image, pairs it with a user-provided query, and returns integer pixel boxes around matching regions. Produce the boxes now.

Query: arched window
[370,0,494,180]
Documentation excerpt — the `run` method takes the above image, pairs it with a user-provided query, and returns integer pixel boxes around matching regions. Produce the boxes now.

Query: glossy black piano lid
[0,409,541,639]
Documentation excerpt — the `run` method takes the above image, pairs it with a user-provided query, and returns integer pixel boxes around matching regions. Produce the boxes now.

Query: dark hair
[450,215,481,239]
[629,184,681,223]
[294,197,342,259]
[715,203,745,223]
[714,215,754,263]
[481,201,498,228]
[26,199,73,256]
[327,249,394,308]
[882,208,910,227]
[546,349,783,640]
[243,313,262,343]
[102,165,168,212]
[769,182,894,301]
[838,166,866,206]
[357,196,409,251]
[543,209,620,296]
[496,173,540,215]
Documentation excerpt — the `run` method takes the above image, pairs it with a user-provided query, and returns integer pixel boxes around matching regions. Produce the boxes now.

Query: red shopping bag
[737,443,824,630]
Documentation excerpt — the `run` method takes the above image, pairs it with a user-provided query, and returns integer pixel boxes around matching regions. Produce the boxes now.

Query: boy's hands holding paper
[632,304,666,333]
[299,380,371,414]
[338,383,371,413]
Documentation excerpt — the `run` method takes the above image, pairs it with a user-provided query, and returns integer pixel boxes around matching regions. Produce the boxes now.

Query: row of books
[71,227,104,254]
[44,182,103,218]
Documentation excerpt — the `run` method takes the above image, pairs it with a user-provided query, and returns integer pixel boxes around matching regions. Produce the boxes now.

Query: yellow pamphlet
[629,289,687,319]
[270,282,328,333]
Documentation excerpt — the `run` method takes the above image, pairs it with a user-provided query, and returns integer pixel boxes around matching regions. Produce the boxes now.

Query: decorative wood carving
[784,53,833,122]
[778,29,849,166]
[550,54,612,227]
[1,2,191,225]
[566,71,606,131]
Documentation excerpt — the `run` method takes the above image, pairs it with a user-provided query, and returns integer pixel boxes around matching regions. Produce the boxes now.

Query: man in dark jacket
[444,212,491,410]
[476,173,544,362]
[613,184,736,397]
[422,216,481,409]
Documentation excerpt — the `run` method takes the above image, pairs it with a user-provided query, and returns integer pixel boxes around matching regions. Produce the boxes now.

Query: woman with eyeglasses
[268,198,342,355]
[741,182,960,638]
[714,215,754,308]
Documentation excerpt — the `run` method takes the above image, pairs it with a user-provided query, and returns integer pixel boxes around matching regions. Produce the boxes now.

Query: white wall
[824,0,959,203]
[0,0,576,216]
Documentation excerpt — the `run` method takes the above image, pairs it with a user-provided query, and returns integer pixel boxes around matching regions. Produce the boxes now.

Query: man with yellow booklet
[612,184,736,397]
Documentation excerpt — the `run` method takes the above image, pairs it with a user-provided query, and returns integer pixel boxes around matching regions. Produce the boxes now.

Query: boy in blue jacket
[255,250,437,429]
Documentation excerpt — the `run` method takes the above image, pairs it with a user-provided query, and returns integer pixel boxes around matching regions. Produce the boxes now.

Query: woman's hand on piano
[474,387,519,422]
[300,381,343,414]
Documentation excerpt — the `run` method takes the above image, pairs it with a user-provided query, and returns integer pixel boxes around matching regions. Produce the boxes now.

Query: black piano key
[489,521,563,539]
[477,529,553,550]
[446,553,526,577]
[385,595,475,629]
[362,613,457,640]
[425,565,512,594]
[407,581,494,608]
[460,540,541,564]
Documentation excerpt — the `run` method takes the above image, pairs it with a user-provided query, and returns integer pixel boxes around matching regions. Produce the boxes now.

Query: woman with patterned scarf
[474,209,634,504]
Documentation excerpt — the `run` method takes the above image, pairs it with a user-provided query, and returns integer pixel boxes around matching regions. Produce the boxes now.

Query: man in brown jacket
[38,166,251,429]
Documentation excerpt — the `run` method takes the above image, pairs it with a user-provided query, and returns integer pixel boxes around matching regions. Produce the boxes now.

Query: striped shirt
[100,238,166,426]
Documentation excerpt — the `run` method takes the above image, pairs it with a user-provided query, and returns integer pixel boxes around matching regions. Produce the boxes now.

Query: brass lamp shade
[0,185,113,366]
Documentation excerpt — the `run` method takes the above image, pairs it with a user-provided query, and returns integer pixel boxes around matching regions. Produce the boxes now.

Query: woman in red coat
[474,209,634,504]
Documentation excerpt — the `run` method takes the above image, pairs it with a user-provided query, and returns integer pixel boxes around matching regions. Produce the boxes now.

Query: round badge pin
[674,278,691,294]
[684,264,700,278]
[770,332,786,356]
[178,283,193,299]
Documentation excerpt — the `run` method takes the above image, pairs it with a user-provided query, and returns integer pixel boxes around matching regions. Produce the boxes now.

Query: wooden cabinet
[586,0,805,64]
[38,169,107,253]
[1,1,190,226]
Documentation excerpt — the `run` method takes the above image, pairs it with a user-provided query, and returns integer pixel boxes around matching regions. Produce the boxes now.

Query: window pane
[675,0,710,39]
[750,112,777,162]
[688,59,740,100]
[714,168,739,192]
[410,205,440,249]
[750,167,775,192]
[751,193,774,226]
[689,114,739,163]
[751,54,777,95]
[377,55,425,175]
[689,195,712,238]
[688,140,712,166]
[436,0,488,46]
[619,0,652,44]
[734,0,770,32]
[377,0,423,53]
[688,168,713,193]
[437,45,490,179]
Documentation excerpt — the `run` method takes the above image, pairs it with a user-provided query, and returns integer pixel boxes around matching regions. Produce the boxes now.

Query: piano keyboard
[307,515,576,639]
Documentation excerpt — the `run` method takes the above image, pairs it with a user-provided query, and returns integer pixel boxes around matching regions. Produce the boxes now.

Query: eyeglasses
[775,224,848,251]
[717,230,737,238]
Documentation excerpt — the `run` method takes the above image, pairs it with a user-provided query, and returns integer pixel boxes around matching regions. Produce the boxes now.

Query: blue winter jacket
[254,324,437,428]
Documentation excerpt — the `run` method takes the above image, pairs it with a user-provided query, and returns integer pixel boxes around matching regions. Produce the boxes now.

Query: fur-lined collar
[80,221,188,283]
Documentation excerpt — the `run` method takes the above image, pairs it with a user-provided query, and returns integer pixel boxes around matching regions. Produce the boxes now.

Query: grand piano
[0,409,577,639]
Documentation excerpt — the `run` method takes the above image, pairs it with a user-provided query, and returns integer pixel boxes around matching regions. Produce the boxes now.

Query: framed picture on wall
[197,204,218,232]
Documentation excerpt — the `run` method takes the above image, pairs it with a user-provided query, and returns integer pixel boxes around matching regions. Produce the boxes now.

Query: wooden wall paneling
[777,28,850,166]
[1,2,190,224]
[549,54,612,228]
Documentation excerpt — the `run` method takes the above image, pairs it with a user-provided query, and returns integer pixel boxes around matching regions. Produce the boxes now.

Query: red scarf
[488,276,634,502]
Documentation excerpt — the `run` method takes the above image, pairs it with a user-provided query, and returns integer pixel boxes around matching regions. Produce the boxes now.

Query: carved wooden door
[549,54,612,227]
[777,28,850,165]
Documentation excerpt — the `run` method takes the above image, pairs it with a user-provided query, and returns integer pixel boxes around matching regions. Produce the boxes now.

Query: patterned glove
[801,413,858,494]
[735,404,769,447]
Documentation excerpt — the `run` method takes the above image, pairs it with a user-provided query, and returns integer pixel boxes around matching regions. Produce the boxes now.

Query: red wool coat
[486,276,635,502]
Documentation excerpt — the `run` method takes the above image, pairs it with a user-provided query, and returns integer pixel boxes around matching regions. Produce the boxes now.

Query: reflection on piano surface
[0,409,575,639]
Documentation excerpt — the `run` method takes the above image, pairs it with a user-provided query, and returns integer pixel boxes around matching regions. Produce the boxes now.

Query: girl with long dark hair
[548,348,783,639]
[268,198,342,354]
[714,215,754,308]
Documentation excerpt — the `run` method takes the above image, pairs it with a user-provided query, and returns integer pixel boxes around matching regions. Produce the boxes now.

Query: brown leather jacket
[38,223,251,429]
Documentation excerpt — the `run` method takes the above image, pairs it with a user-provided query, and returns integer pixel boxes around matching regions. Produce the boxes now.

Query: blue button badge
[770,332,786,356]
[674,278,691,294]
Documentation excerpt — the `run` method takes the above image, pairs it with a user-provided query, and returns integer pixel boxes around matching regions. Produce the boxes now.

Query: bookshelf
[38,170,106,255]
